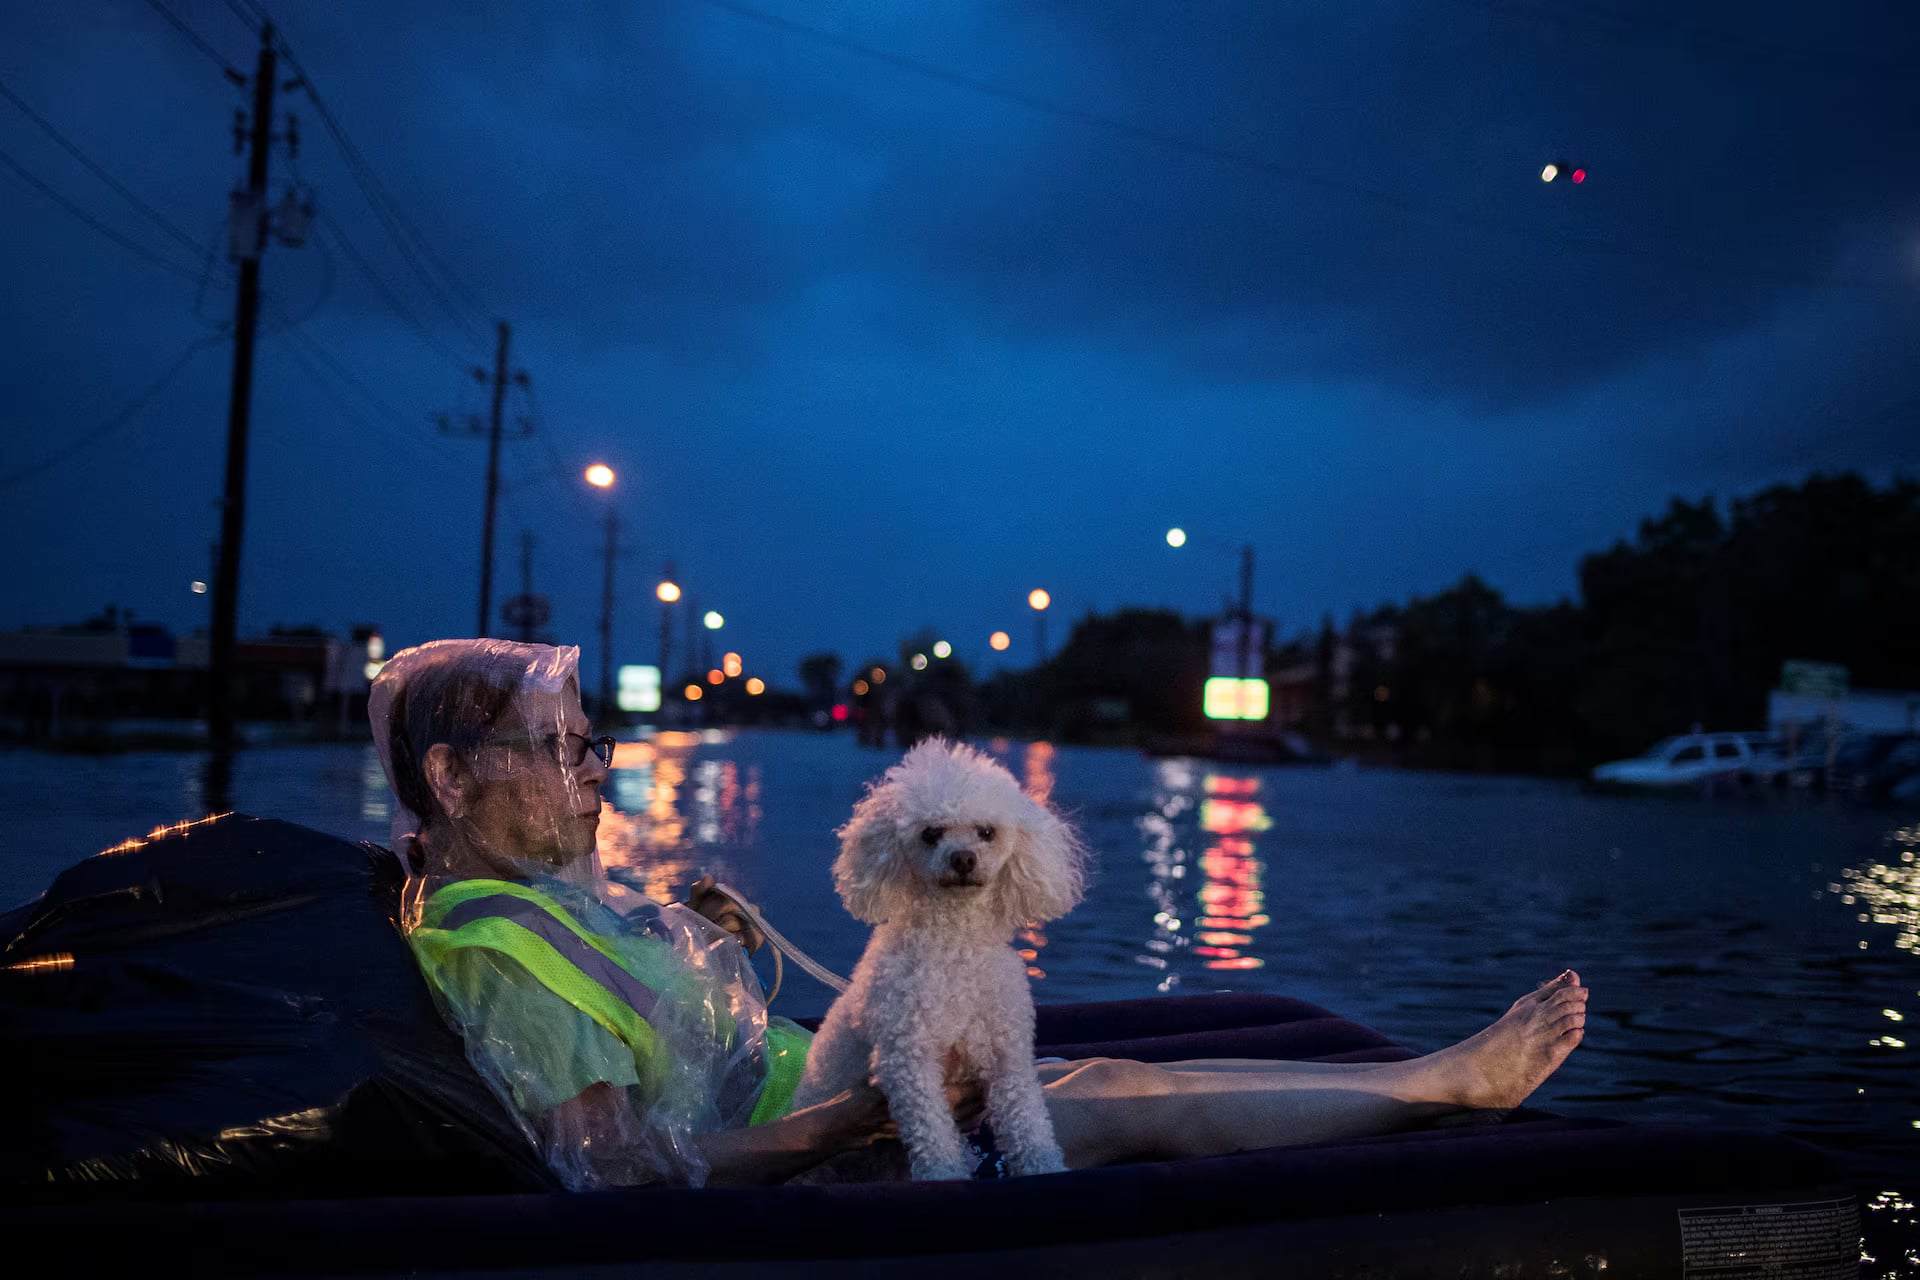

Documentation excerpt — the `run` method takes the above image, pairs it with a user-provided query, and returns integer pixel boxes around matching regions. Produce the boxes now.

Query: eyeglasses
[483,732,617,769]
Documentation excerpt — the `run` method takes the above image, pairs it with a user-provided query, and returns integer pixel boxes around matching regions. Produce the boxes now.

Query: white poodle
[790,738,1089,1180]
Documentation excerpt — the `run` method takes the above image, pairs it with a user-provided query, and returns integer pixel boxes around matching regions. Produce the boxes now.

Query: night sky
[4,0,1917,686]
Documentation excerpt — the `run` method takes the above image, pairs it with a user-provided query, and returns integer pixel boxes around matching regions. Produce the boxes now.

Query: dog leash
[707,879,851,1005]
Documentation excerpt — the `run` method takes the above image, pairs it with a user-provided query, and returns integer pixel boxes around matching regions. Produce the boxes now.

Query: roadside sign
[1205,676,1270,721]
[1780,661,1848,699]
[618,664,661,713]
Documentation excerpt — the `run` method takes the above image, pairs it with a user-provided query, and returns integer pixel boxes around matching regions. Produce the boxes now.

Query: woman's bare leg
[1041,972,1589,1168]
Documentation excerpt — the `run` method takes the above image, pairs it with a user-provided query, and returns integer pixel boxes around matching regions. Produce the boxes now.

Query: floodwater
[5,728,1916,1273]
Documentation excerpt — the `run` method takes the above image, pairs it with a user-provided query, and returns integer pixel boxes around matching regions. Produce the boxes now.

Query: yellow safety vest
[408,878,804,1126]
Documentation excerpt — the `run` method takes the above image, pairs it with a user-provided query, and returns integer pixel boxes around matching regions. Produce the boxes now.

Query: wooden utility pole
[658,562,676,689]
[598,508,617,718]
[1238,541,1256,684]
[475,320,511,637]
[208,23,277,751]
[518,532,536,643]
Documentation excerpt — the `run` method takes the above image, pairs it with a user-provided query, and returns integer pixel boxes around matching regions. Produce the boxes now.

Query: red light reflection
[1193,775,1270,972]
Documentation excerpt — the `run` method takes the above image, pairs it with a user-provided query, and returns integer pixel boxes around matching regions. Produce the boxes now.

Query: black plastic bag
[1,813,554,1197]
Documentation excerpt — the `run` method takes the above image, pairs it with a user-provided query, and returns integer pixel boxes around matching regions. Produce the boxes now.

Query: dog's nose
[949,849,977,878]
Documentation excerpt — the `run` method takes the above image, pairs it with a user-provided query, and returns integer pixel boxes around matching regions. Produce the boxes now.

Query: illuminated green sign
[1204,677,1270,721]
[618,665,661,713]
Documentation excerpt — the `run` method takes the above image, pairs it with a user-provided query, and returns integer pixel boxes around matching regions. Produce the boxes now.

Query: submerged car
[1828,733,1920,802]
[1589,732,1770,789]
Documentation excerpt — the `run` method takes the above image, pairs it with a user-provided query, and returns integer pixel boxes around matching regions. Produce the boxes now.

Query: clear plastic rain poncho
[370,639,792,1189]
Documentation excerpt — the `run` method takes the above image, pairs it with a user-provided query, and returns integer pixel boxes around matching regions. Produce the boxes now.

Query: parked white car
[1590,733,1771,789]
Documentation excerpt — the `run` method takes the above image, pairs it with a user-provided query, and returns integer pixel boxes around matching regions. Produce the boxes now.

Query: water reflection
[1832,824,1920,958]
[594,732,770,910]
[1827,825,1918,1057]
[1195,773,1269,973]
[359,748,391,825]
[1022,740,1056,804]
[1014,741,1057,978]
[1138,761,1275,989]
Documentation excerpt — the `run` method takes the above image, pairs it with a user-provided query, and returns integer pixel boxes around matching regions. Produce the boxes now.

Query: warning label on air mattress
[1678,1196,1858,1279]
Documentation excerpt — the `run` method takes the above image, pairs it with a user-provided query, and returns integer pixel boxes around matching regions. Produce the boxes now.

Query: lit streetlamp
[1166,526,1259,696]
[656,565,679,707]
[988,630,1010,652]
[1028,588,1051,663]
[586,463,618,720]
[932,639,952,659]
[704,610,725,630]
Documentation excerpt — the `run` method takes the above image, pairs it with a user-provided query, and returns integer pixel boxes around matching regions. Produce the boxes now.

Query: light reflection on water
[5,730,1917,1273]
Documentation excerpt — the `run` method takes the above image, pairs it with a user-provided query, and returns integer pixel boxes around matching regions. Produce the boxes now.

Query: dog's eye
[920,826,943,847]
[978,826,995,843]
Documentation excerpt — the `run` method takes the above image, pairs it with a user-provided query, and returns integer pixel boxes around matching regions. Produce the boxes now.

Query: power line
[273,338,456,469]
[219,0,264,35]
[0,329,228,490]
[138,0,245,78]
[269,309,453,455]
[316,208,476,370]
[0,141,203,279]
[268,315,463,466]
[245,2,494,344]
[0,73,223,267]
[698,0,1887,292]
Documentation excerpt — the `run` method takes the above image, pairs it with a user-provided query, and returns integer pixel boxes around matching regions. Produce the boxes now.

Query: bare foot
[1430,970,1590,1110]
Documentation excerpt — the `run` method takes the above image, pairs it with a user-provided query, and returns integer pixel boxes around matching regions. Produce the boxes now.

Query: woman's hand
[806,1060,988,1151]
[685,875,765,953]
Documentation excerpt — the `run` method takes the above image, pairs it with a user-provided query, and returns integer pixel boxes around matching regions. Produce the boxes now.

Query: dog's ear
[992,796,1088,931]
[833,783,906,924]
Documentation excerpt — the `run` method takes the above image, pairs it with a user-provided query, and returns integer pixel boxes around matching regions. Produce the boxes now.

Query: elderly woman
[371,639,1588,1189]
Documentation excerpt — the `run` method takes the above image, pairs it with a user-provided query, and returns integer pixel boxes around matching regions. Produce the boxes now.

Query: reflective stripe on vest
[436,891,662,1023]
[410,878,795,1125]
[411,880,669,1094]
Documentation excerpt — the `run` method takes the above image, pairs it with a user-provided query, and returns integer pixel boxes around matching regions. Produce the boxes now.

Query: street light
[656,564,680,711]
[932,640,952,659]
[1028,588,1051,663]
[704,610,725,630]
[586,463,618,720]
[989,630,1010,652]
[1166,527,1259,688]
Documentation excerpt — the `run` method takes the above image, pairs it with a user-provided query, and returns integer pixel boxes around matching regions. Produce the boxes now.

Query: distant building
[0,607,383,741]
[1330,614,1399,741]
[1769,688,1920,736]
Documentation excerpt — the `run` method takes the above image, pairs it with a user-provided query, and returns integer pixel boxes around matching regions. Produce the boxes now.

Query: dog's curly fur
[790,738,1089,1179]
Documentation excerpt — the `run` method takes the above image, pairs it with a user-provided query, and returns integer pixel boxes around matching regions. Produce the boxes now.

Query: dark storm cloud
[2,0,1916,682]
[803,0,1920,405]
